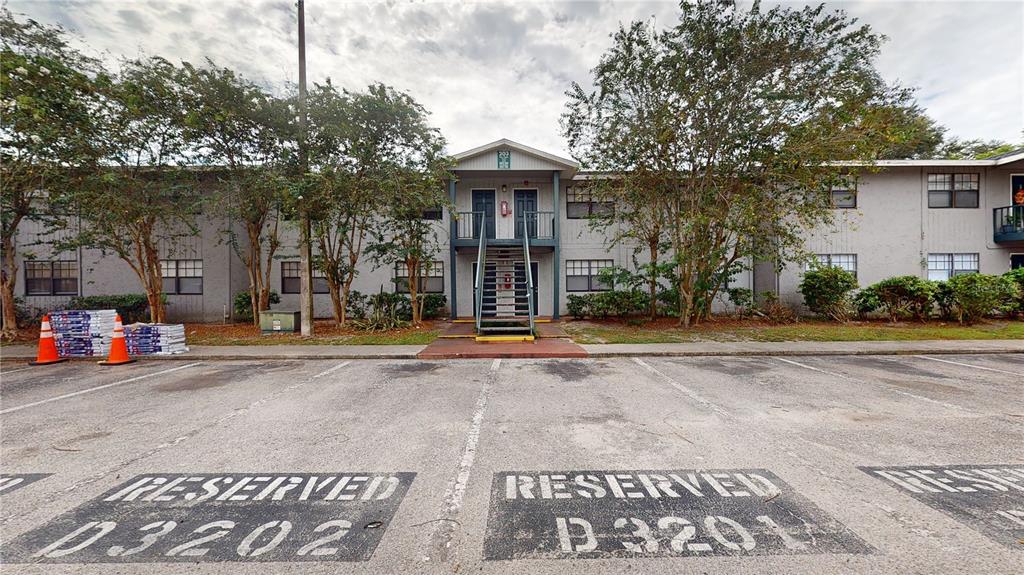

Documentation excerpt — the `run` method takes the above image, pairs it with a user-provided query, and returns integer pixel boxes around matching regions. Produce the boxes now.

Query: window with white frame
[566,259,613,292]
[927,173,979,208]
[161,260,203,294]
[804,254,858,278]
[395,260,444,293]
[281,261,329,294]
[831,181,857,208]
[566,185,614,219]
[24,260,78,296]
[927,253,979,281]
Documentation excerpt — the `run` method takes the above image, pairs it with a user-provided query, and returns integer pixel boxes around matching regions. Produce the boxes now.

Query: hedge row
[800,267,1024,324]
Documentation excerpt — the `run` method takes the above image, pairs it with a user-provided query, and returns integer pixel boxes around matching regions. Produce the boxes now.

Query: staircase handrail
[521,213,536,336]
[474,211,487,333]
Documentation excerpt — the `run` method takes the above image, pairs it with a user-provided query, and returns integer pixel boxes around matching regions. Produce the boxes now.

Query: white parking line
[429,359,500,563]
[913,355,1024,377]
[312,361,352,379]
[772,357,973,413]
[633,358,732,419]
[0,365,36,376]
[0,363,203,415]
[773,357,850,379]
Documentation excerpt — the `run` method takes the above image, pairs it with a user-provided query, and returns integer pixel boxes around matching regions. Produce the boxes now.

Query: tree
[367,163,451,325]
[939,136,1021,160]
[564,0,914,326]
[0,9,101,339]
[305,83,426,325]
[362,88,451,325]
[585,177,669,320]
[179,61,293,324]
[871,102,946,159]
[58,57,198,323]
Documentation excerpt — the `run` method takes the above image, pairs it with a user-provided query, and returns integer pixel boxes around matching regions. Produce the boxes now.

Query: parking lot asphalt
[0,354,1021,574]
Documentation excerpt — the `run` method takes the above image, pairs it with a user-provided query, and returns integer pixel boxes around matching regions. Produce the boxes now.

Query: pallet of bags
[123,323,189,355]
[48,309,117,358]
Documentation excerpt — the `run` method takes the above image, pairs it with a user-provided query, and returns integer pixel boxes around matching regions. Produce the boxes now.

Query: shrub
[727,287,754,318]
[69,294,161,324]
[944,273,1018,324]
[1004,268,1024,314]
[866,275,935,322]
[566,290,647,320]
[9,296,48,328]
[417,293,447,320]
[656,287,680,317]
[354,288,409,331]
[367,290,413,322]
[852,287,881,319]
[232,290,281,323]
[798,266,857,321]
[567,294,590,319]
[931,281,956,321]
[346,290,369,320]
[757,291,798,324]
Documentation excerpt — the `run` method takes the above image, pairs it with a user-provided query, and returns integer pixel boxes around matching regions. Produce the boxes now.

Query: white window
[161,260,203,295]
[830,180,857,208]
[566,259,613,292]
[25,260,78,296]
[395,261,444,293]
[928,173,979,208]
[281,261,329,294]
[805,254,857,278]
[566,186,614,219]
[928,253,979,281]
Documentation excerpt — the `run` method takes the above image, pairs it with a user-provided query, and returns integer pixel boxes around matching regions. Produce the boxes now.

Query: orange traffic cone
[29,314,67,366]
[98,314,135,366]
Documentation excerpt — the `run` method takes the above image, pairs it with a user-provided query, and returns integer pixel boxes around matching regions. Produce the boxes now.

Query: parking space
[0,354,1020,573]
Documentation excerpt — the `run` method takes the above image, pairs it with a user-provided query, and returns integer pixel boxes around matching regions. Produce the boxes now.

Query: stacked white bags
[48,309,117,358]
[123,323,189,355]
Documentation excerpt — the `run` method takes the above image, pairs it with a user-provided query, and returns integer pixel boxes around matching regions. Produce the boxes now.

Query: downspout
[448,175,458,320]
[552,170,561,319]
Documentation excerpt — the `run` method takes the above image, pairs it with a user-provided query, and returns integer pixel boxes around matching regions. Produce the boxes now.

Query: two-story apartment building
[10,139,1024,323]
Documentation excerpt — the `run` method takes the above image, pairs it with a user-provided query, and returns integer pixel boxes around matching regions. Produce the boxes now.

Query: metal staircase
[473,213,536,341]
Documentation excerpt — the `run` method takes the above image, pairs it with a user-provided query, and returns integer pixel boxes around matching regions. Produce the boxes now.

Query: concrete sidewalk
[2,338,1023,362]
[581,338,1024,357]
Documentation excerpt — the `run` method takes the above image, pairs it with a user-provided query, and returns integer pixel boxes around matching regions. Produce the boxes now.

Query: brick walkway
[418,320,587,358]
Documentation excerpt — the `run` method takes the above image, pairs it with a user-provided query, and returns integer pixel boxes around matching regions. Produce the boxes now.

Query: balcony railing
[516,211,554,240]
[456,211,485,240]
[994,205,1024,243]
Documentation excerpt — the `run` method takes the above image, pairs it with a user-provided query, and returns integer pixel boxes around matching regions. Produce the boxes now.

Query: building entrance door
[471,190,496,239]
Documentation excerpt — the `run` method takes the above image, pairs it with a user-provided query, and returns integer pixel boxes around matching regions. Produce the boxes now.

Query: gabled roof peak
[452,138,579,170]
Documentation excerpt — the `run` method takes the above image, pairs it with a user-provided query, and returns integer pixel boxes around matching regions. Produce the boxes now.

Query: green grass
[186,331,438,346]
[563,320,1024,344]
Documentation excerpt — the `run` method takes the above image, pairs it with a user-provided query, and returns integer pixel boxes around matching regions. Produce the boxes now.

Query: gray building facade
[11,139,1024,322]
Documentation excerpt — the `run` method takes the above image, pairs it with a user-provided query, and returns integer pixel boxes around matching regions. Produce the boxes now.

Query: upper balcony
[993,205,1024,243]
[454,211,555,250]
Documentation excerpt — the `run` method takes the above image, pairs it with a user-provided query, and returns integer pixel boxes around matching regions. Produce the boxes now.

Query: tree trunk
[1,235,18,340]
[647,238,658,320]
[142,236,166,323]
[340,274,357,326]
[245,222,269,326]
[326,277,343,324]
[407,258,420,325]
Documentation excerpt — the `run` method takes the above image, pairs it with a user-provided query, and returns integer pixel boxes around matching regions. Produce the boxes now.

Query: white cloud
[8,0,1021,155]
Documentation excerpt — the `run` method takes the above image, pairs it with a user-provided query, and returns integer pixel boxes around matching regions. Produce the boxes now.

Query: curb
[3,346,1022,363]
[583,348,1024,358]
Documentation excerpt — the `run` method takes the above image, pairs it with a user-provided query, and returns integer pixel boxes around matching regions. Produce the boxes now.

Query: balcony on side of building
[993,205,1024,243]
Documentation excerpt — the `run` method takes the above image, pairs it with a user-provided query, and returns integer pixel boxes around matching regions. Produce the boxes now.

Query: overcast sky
[9,0,1022,156]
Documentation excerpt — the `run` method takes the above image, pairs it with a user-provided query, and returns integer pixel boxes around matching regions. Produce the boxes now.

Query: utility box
[259,311,300,334]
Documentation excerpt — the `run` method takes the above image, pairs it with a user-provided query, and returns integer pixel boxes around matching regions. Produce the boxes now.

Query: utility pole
[297,0,314,336]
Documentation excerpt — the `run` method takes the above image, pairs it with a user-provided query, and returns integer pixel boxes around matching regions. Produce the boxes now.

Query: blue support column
[448,176,458,319]
[552,170,561,319]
